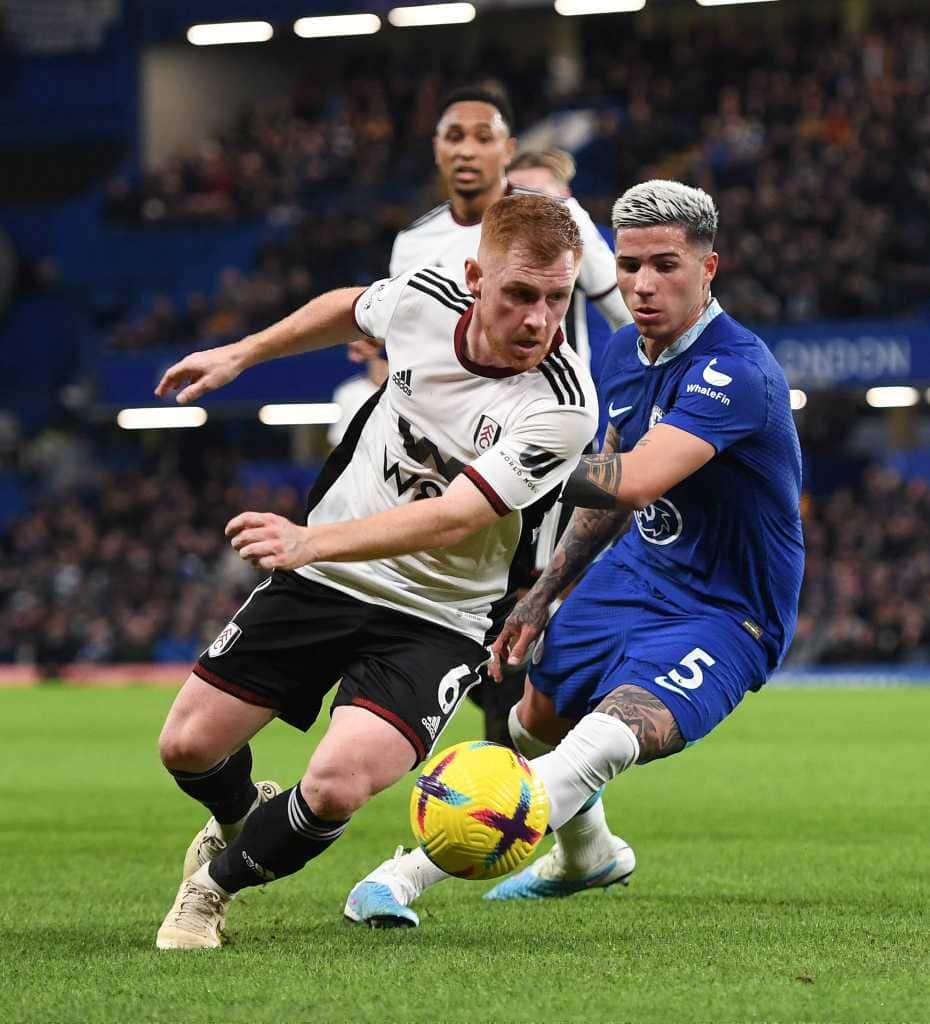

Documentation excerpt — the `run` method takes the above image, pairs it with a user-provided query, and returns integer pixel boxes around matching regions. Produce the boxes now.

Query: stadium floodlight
[186,22,273,46]
[554,0,645,15]
[865,386,920,409]
[695,0,778,6]
[294,14,382,37]
[388,3,476,27]
[258,403,341,425]
[789,390,807,411]
[117,407,208,430]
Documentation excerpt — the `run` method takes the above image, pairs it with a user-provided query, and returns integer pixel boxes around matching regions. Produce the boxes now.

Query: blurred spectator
[0,463,304,666]
[789,466,930,665]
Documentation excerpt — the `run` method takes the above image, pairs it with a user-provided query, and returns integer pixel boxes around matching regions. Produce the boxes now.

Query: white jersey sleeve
[567,197,631,329]
[464,400,596,514]
[353,270,417,340]
[388,233,407,278]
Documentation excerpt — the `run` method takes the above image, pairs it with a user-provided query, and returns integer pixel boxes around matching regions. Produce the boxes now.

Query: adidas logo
[421,715,441,740]
[392,369,413,395]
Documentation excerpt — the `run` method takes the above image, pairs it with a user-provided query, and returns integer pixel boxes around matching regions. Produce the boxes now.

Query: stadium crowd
[0,462,303,671]
[789,466,930,666]
[2,457,928,670]
[106,12,930,351]
[6,7,930,674]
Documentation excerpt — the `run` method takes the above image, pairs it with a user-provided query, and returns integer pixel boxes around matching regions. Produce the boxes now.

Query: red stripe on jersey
[463,466,510,517]
[351,697,427,762]
[449,207,482,227]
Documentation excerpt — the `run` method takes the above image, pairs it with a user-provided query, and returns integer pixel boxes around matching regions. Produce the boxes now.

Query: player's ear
[505,136,517,162]
[464,258,482,298]
[704,251,719,285]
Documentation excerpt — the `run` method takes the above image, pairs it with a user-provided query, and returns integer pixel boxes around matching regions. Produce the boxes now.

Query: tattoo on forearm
[595,685,684,762]
[535,506,630,599]
[533,425,628,599]
[561,454,623,509]
[585,454,622,495]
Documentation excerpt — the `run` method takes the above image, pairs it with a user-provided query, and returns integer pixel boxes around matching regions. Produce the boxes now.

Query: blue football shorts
[528,558,771,744]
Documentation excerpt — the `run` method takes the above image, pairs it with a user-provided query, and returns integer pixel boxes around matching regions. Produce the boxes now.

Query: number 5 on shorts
[653,647,716,697]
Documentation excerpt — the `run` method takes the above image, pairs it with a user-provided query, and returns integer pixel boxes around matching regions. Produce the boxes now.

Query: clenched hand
[226,512,317,571]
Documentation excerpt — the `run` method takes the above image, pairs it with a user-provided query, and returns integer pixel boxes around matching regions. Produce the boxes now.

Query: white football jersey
[389,183,632,359]
[297,266,598,644]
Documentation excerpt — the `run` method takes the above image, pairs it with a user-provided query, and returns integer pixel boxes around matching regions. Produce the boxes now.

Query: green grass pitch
[1,685,928,1023]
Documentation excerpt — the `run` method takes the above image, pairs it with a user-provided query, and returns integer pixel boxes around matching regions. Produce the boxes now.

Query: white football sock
[388,847,450,902]
[532,713,639,831]
[510,704,617,869]
[192,863,231,898]
[552,795,615,872]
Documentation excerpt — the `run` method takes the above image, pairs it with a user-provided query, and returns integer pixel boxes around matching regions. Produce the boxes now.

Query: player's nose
[523,303,546,332]
[633,268,656,295]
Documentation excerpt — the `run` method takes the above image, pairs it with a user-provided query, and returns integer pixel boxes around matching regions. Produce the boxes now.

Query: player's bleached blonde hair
[612,180,718,249]
[481,193,583,264]
[507,148,577,187]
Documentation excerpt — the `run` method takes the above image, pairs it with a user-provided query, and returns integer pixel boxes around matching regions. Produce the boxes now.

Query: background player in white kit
[150,194,598,950]
[390,87,630,356]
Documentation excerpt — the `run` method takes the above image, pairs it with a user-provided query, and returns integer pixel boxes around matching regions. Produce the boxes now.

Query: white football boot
[344,846,420,928]
[155,880,232,950]
[182,780,281,881]
[483,835,635,900]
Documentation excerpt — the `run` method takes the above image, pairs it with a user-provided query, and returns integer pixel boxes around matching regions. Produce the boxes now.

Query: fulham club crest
[473,415,502,453]
[208,621,242,658]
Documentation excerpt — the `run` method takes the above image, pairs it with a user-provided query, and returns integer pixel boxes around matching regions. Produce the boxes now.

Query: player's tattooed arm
[535,425,631,601]
[561,453,623,509]
[560,425,652,510]
[595,684,685,762]
[489,428,629,680]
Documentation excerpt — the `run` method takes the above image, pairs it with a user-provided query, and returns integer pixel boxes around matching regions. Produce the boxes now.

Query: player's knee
[158,722,224,774]
[514,685,572,747]
[300,762,369,820]
[508,704,555,759]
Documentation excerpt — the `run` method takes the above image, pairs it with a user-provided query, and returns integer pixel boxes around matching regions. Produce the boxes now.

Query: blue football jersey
[597,300,804,670]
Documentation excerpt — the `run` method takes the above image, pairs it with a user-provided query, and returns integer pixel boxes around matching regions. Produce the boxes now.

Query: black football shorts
[194,570,488,763]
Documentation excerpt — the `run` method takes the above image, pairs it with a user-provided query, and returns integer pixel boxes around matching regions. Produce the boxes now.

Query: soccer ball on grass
[410,741,549,879]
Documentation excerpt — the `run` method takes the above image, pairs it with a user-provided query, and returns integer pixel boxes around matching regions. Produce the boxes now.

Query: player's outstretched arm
[154,286,366,405]
[225,473,500,572]
[562,423,714,511]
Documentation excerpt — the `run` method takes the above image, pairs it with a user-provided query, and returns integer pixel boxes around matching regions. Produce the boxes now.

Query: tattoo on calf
[595,685,684,762]
[561,454,623,510]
